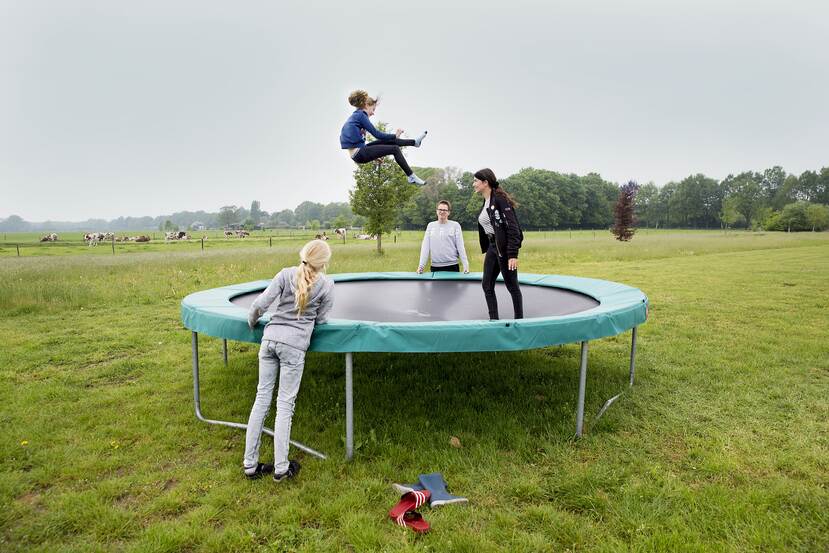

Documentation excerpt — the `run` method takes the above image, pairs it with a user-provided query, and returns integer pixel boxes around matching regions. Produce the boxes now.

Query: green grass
[1,230,827,551]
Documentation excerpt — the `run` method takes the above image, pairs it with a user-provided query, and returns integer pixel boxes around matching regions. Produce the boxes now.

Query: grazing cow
[165,231,190,241]
[334,228,347,240]
[84,232,104,246]
[224,230,234,238]
[236,230,250,238]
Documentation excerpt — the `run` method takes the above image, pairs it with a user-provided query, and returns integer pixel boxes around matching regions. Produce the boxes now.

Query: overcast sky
[1,0,827,221]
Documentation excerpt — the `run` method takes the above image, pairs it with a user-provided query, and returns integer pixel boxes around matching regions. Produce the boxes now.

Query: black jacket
[477,193,523,258]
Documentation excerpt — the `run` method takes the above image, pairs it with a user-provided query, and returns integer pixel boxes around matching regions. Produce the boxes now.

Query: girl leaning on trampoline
[242,239,334,482]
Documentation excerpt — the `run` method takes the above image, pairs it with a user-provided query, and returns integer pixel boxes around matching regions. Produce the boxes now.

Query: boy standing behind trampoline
[243,239,334,482]
[417,200,470,273]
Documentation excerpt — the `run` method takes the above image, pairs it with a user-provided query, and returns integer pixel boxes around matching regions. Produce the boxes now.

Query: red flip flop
[389,489,430,520]
[394,510,430,533]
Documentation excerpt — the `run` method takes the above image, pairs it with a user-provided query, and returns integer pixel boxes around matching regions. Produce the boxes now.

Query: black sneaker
[273,460,301,483]
[244,462,274,480]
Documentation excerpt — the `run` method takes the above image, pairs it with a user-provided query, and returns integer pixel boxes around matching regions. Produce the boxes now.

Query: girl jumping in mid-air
[243,239,334,482]
[340,90,428,185]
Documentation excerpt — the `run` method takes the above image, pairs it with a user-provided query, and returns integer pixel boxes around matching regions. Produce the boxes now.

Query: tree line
[2,165,827,233]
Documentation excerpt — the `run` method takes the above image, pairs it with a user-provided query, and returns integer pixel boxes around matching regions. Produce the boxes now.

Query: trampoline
[181,272,648,460]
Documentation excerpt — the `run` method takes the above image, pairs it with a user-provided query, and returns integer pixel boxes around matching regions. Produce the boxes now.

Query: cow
[84,232,104,246]
[355,234,377,240]
[236,230,250,238]
[165,231,190,241]
[224,230,234,238]
[134,235,150,242]
[334,228,347,240]
[40,233,58,242]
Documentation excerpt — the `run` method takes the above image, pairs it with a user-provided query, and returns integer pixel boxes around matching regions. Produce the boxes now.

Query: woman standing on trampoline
[243,239,334,482]
[340,90,428,185]
[474,168,524,320]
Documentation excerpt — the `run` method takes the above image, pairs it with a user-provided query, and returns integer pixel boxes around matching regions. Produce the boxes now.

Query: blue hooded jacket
[339,109,396,149]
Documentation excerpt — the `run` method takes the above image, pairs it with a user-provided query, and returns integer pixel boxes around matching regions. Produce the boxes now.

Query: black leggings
[351,137,416,176]
[482,245,523,320]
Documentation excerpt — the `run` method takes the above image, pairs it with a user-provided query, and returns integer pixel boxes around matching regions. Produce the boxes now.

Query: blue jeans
[243,340,306,474]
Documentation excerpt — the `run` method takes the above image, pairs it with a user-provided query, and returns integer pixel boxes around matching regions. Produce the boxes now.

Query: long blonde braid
[295,239,332,316]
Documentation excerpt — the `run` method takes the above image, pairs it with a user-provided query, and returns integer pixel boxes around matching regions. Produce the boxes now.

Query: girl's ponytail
[294,239,332,316]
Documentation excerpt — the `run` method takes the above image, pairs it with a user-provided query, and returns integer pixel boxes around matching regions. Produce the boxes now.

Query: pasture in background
[1,230,827,551]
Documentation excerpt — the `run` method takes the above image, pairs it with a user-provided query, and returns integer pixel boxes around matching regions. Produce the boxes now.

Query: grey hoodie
[248,266,335,351]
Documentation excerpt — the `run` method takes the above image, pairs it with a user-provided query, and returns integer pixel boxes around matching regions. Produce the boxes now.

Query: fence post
[201,237,204,251]
[111,237,115,255]
[569,228,572,239]
[17,244,20,256]
[269,237,272,247]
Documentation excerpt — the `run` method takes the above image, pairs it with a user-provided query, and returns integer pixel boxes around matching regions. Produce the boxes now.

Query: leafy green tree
[580,173,617,228]
[779,201,811,231]
[723,173,764,227]
[332,214,348,230]
[503,168,565,229]
[635,182,659,228]
[774,175,801,210]
[720,196,743,230]
[218,205,239,228]
[816,167,829,205]
[269,209,295,228]
[294,201,324,224]
[658,182,679,228]
[349,124,417,252]
[805,203,829,231]
[796,170,819,202]
[760,166,786,205]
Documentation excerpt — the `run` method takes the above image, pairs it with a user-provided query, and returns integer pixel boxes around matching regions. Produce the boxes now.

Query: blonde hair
[348,89,378,109]
[295,239,332,316]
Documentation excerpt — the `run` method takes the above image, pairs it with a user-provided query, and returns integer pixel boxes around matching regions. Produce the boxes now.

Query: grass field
[1,230,827,552]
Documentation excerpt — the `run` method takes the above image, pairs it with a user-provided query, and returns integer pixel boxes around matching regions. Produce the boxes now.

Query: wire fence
[0,230,346,257]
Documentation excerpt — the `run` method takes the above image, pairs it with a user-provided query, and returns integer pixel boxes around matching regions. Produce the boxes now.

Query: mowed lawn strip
[0,232,827,552]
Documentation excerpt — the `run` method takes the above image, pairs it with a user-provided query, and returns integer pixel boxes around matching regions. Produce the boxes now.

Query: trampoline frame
[184,272,646,460]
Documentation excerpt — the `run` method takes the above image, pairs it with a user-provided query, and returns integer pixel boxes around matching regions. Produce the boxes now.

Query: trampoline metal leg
[191,331,327,460]
[575,341,588,437]
[594,326,639,426]
[629,326,637,387]
[222,339,228,367]
[345,352,354,461]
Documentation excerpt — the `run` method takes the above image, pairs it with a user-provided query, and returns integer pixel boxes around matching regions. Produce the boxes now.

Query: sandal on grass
[389,489,430,520]
[394,511,430,533]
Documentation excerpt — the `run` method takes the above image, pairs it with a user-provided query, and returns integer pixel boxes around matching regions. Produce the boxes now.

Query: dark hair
[474,168,518,208]
[437,200,451,210]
